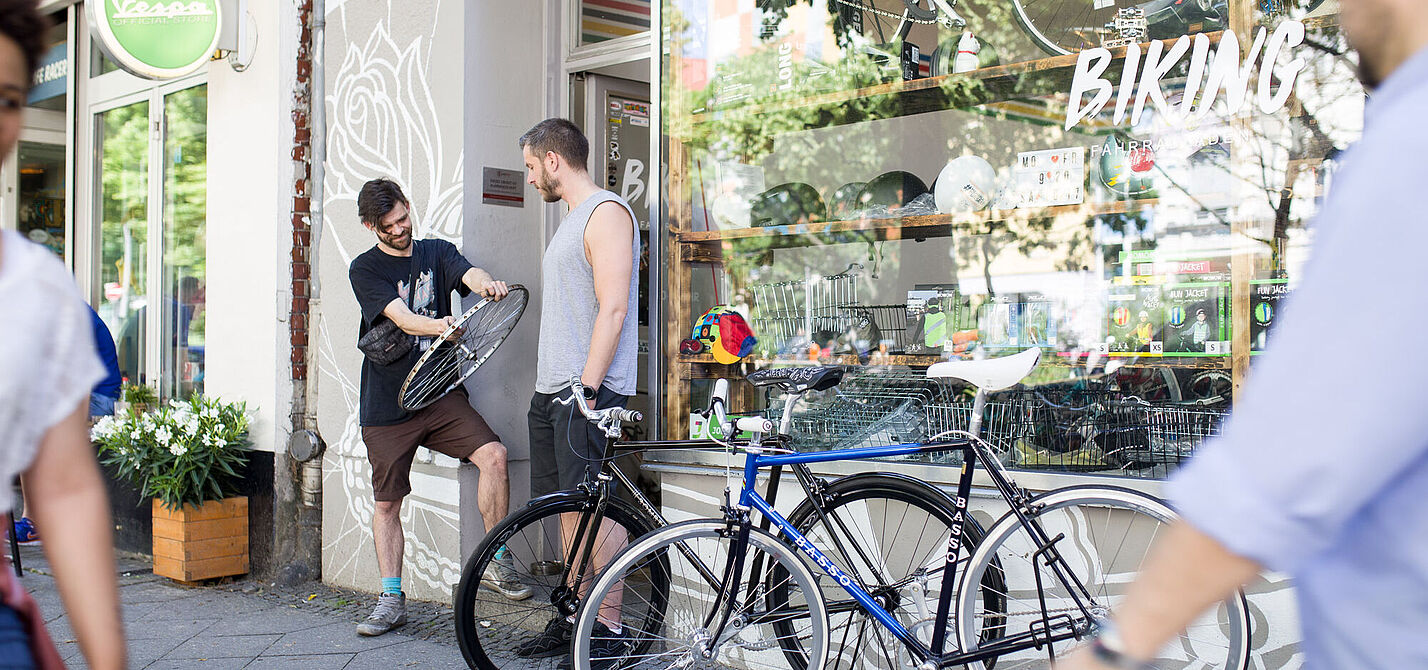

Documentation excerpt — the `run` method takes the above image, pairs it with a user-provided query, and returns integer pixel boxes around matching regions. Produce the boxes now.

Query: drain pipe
[300,0,327,512]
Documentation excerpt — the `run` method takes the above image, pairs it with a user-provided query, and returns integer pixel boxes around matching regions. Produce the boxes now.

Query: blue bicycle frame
[717,431,1098,667]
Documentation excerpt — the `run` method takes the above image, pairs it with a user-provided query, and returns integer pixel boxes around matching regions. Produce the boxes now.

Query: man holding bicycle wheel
[347,178,527,637]
[1065,1,1428,668]
[520,118,641,670]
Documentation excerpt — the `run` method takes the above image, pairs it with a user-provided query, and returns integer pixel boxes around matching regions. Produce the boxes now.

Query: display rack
[661,0,1340,446]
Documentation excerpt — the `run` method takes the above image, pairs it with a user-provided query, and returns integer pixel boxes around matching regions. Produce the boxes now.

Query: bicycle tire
[399,284,529,412]
[954,485,1251,670]
[454,492,662,670]
[573,519,829,670]
[773,473,1005,669]
[832,0,935,45]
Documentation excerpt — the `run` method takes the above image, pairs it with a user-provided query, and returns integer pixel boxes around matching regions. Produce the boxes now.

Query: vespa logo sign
[88,0,221,80]
[1064,21,1308,130]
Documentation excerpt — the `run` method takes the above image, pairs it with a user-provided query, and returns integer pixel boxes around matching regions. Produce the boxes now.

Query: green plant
[93,395,251,511]
[122,382,157,406]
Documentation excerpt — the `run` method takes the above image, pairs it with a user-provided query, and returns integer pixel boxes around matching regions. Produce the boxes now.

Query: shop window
[15,142,65,257]
[660,0,1355,478]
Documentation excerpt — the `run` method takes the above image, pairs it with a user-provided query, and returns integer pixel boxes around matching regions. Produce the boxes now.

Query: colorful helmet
[934,156,998,213]
[692,306,758,364]
[1097,137,1157,199]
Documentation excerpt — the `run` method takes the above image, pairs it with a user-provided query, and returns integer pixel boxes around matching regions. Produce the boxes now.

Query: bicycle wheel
[400,284,528,412]
[455,492,661,670]
[573,519,829,670]
[954,485,1250,669]
[832,0,936,45]
[774,473,1005,670]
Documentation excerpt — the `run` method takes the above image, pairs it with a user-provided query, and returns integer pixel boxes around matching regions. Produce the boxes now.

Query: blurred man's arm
[1060,522,1260,669]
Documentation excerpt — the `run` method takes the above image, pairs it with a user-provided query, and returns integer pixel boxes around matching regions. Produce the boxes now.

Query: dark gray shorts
[528,385,629,498]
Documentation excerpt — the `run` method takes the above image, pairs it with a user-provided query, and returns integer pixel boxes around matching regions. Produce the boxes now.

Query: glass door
[160,85,208,398]
[14,139,67,257]
[91,80,207,399]
[95,97,151,387]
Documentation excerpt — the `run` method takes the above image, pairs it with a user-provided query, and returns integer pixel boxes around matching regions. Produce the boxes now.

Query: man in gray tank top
[518,118,639,669]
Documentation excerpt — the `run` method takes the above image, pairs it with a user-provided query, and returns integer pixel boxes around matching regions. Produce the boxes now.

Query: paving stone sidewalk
[12,544,466,669]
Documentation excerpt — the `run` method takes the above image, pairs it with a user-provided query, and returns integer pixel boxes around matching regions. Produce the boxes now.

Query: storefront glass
[660,0,1358,479]
[97,99,150,385]
[15,141,65,257]
[579,0,652,45]
[161,84,208,398]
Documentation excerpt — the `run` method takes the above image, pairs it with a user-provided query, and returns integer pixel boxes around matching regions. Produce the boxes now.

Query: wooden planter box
[152,497,249,582]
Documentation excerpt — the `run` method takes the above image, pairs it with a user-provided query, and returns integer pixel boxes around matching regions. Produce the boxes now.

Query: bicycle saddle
[746,366,844,393]
[926,348,1041,391]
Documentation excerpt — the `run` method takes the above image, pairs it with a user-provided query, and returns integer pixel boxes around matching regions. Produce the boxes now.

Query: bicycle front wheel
[776,473,1004,670]
[955,486,1250,669]
[454,492,660,670]
[573,519,829,670]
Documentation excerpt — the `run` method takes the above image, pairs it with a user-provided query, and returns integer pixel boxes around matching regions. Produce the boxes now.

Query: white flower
[168,442,187,456]
[214,436,228,449]
[91,416,117,441]
[155,427,172,445]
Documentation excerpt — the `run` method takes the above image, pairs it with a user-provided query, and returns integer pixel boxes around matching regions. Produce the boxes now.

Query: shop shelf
[685,33,1225,128]
[675,198,1160,250]
[677,352,1231,370]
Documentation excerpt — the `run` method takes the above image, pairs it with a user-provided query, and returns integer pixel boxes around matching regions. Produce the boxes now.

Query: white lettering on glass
[1064,21,1305,130]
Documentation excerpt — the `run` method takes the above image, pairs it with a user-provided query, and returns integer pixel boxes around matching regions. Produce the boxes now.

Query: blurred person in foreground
[0,1,126,668]
[1063,1,1428,669]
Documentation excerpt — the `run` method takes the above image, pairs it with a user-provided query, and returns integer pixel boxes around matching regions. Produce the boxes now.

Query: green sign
[88,0,222,80]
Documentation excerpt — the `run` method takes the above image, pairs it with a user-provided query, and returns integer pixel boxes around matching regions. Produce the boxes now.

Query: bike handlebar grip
[619,409,643,422]
[734,417,774,434]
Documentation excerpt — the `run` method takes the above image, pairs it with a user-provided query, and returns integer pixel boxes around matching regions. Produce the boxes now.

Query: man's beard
[382,231,412,250]
[538,171,561,203]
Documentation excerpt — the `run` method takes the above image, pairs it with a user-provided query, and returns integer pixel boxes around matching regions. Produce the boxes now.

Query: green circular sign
[89,0,222,80]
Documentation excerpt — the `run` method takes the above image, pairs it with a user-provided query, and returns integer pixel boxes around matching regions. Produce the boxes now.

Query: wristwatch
[1089,621,1154,670]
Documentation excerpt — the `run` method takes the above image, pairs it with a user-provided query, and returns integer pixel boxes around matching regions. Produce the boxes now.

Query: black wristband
[581,383,598,400]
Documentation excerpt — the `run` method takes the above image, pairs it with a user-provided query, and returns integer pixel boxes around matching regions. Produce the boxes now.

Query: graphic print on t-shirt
[399,268,437,351]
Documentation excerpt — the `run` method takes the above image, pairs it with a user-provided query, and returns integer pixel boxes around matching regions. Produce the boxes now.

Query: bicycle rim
[775,474,1002,670]
[400,284,529,411]
[955,486,1250,669]
[454,493,659,670]
[574,519,829,670]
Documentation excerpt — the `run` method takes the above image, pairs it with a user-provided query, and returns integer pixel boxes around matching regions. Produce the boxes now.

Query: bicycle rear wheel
[573,519,829,670]
[400,284,528,412]
[455,492,661,670]
[832,0,936,45]
[774,473,1004,670]
[954,485,1250,669]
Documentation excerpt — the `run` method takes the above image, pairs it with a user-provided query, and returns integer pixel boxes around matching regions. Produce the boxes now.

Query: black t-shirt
[349,239,474,426]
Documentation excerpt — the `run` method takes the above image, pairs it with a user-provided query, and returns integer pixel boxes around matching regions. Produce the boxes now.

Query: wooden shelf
[676,198,1158,251]
[678,352,1232,370]
[688,33,1223,127]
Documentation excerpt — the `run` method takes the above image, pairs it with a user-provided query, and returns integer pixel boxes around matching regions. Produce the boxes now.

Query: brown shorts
[361,391,501,501]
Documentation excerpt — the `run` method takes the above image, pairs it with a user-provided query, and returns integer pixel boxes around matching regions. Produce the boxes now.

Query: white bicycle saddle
[926,347,1041,391]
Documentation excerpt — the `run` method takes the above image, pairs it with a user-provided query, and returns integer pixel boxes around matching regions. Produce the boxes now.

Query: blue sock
[381,577,402,595]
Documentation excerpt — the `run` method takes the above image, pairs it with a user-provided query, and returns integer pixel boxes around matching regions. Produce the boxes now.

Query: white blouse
[0,231,103,514]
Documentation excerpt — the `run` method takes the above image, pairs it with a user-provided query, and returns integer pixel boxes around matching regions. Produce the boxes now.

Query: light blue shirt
[1168,46,1428,670]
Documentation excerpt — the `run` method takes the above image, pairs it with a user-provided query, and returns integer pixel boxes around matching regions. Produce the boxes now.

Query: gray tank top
[535,190,641,395]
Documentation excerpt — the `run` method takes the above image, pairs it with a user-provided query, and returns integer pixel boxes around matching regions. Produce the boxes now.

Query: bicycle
[838,0,1328,57]
[455,374,996,669]
[572,347,1251,669]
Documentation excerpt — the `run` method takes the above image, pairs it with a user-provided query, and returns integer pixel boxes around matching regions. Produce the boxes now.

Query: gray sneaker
[356,591,407,636]
[481,557,534,600]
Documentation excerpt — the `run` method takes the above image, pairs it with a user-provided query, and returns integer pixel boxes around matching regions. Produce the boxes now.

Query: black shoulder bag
[356,241,421,365]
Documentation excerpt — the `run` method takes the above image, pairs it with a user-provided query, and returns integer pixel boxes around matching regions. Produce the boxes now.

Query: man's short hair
[519,118,590,172]
[357,178,409,227]
[0,0,51,83]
